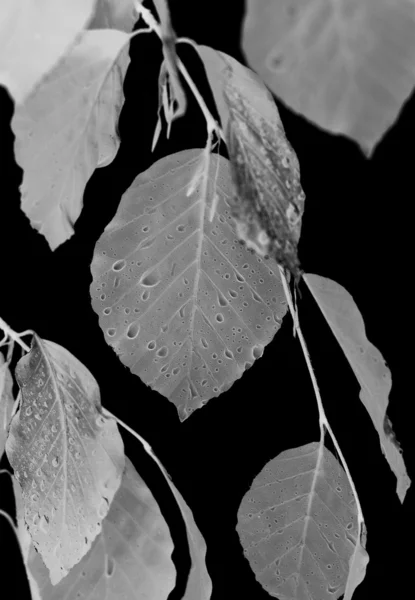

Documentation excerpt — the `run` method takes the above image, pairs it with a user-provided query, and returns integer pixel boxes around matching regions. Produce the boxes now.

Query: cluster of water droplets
[90,150,287,419]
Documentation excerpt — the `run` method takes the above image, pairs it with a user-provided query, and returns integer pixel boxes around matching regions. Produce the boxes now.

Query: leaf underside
[90,149,288,420]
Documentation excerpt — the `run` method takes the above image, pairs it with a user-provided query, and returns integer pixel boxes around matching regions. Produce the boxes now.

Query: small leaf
[305,273,411,502]
[0,0,96,104]
[18,457,176,600]
[11,28,131,250]
[196,45,305,277]
[90,149,287,419]
[0,351,15,461]
[242,0,415,154]
[6,335,125,584]
[237,441,367,599]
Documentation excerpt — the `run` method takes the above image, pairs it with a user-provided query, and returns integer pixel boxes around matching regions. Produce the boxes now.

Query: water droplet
[25,406,32,416]
[51,424,57,433]
[33,513,40,526]
[147,340,156,351]
[52,456,59,468]
[75,451,81,460]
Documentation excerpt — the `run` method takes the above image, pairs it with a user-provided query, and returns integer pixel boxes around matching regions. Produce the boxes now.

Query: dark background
[0,1,413,598]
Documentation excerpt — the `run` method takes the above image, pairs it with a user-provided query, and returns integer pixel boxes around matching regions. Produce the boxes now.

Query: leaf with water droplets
[20,457,176,600]
[0,351,15,461]
[5,334,125,585]
[90,148,288,420]
[237,441,368,599]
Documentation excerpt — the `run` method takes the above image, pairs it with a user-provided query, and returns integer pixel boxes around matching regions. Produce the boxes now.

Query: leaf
[90,149,287,420]
[305,273,411,502]
[242,0,415,155]
[237,441,368,599]
[16,457,176,600]
[0,0,96,104]
[5,334,125,584]
[0,351,15,461]
[11,28,131,250]
[196,45,305,277]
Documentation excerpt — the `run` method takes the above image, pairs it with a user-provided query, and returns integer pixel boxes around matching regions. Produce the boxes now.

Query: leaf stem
[279,267,364,524]
[134,1,224,142]
[0,317,31,353]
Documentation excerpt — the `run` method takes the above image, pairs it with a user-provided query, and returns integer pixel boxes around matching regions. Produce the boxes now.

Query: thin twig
[0,317,31,353]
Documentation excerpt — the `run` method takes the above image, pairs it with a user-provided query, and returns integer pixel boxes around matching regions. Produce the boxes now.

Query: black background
[0,1,413,599]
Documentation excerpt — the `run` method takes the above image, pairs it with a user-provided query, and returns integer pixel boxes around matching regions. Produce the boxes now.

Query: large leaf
[15,457,176,600]
[0,350,15,461]
[5,335,125,584]
[11,28,131,250]
[90,149,288,420]
[0,0,96,104]
[305,273,411,502]
[237,441,368,600]
[242,0,415,155]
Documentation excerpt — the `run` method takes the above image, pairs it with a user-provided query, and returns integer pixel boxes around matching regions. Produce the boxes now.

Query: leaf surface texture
[237,441,365,599]
[90,149,287,419]
[0,0,96,103]
[5,335,125,584]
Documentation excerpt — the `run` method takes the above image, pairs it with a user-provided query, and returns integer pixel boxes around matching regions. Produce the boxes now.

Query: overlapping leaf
[5,335,125,584]
[0,0,96,104]
[90,148,288,420]
[242,0,415,154]
[305,273,411,501]
[237,441,368,599]
[11,28,131,249]
[15,457,176,600]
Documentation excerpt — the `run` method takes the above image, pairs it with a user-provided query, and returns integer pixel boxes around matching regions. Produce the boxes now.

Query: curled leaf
[0,351,15,461]
[0,0,96,104]
[6,335,125,584]
[305,273,411,502]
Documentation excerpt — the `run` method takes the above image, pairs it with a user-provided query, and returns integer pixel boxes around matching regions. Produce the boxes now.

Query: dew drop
[215,313,224,323]
[147,340,156,351]
[25,406,32,416]
[126,322,140,339]
[141,271,160,287]
[156,346,168,358]
[52,456,59,468]
[200,338,209,349]
[172,367,180,376]
[112,259,126,272]
[107,328,116,337]
[141,289,150,301]
[103,307,112,316]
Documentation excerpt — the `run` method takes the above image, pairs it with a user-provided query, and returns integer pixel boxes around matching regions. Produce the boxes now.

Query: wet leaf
[6,335,125,584]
